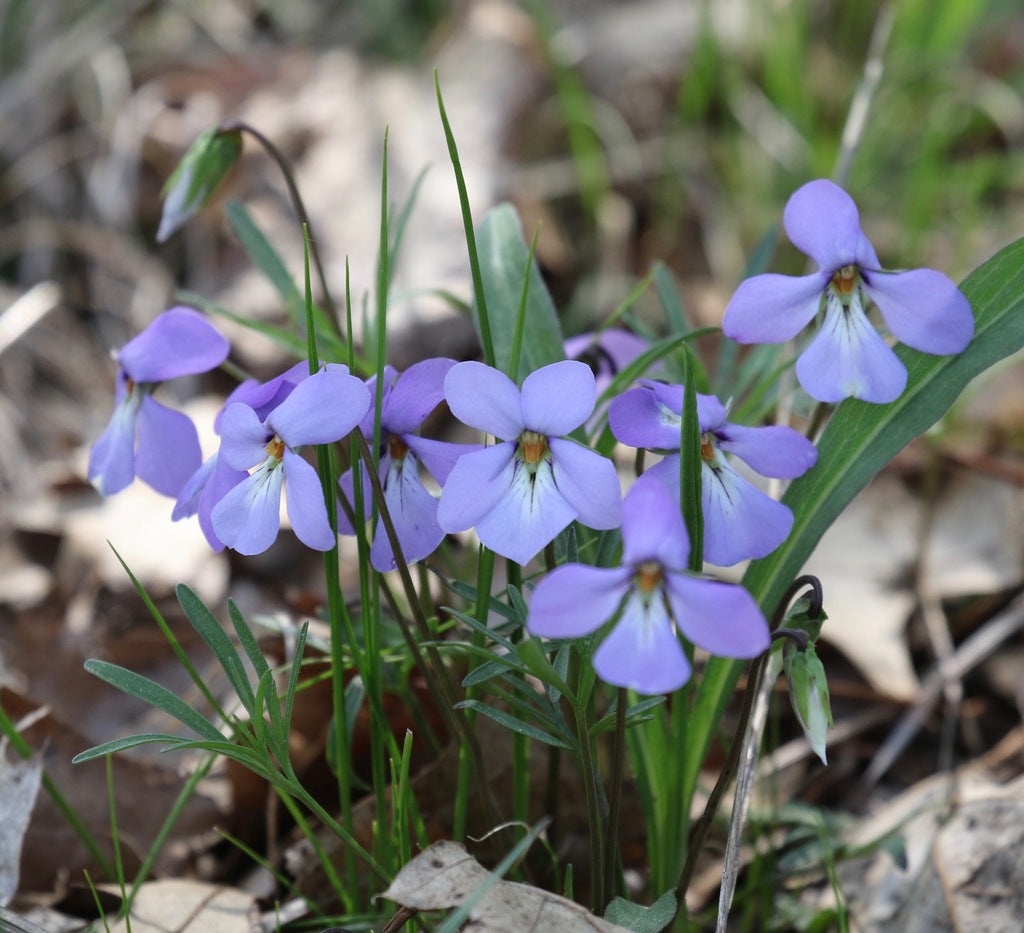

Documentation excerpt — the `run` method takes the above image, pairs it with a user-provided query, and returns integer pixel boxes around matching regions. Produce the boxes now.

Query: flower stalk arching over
[88,307,230,498]
[528,480,770,693]
[722,178,974,404]
[211,364,370,555]
[339,358,480,572]
[609,380,818,566]
[437,360,622,565]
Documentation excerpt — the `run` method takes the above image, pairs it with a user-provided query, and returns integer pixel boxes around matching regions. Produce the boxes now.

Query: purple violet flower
[528,480,769,693]
[722,179,974,404]
[609,380,817,566]
[339,358,480,572]
[438,360,622,565]
[88,307,230,497]
[211,364,370,555]
[172,362,311,551]
[565,328,649,399]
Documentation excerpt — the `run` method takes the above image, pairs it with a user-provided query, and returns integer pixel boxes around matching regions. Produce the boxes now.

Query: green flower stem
[303,225,359,894]
[218,120,339,333]
[568,647,605,912]
[673,575,823,915]
[674,652,764,908]
[351,431,504,834]
[603,687,628,901]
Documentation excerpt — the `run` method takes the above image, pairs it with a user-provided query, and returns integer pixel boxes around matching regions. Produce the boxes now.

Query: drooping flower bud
[156,127,242,242]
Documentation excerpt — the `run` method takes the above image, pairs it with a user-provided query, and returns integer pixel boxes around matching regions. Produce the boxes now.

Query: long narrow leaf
[83,660,224,743]
[177,585,255,715]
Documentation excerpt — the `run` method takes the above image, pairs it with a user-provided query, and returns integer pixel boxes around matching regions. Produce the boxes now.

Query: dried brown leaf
[382,840,632,932]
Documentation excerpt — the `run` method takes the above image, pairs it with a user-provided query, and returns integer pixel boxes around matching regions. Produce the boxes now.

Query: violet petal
[666,574,769,657]
[134,396,203,497]
[268,366,369,447]
[445,361,525,440]
[371,455,444,572]
[474,459,576,564]
[796,302,907,403]
[383,358,456,434]
[549,438,622,530]
[527,564,631,638]
[283,448,335,551]
[118,307,229,382]
[436,442,516,532]
[783,179,873,271]
[862,268,974,355]
[404,435,480,485]
[219,403,271,471]
[715,423,818,479]
[211,459,284,555]
[620,476,690,569]
[88,394,138,496]
[520,360,595,436]
[721,271,829,344]
[593,590,691,694]
[702,461,794,566]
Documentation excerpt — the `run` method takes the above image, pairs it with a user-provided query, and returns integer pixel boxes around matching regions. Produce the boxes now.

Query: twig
[862,594,1024,788]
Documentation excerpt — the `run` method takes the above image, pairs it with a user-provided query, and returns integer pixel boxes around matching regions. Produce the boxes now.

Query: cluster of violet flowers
[89,179,973,695]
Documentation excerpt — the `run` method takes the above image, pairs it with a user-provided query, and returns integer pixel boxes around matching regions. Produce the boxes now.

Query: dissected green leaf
[177,585,255,715]
[454,700,574,749]
[82,660,224,744]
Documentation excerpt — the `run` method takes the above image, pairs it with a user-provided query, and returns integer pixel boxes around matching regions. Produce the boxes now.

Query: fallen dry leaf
[802,475,921,700]
[382,840,633,932]
[810,728,1024,931]
[102,879,251,933]
[0,740,43,906]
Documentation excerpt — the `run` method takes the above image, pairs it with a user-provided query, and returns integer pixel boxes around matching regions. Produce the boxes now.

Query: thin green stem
[351,431,504,833]
[569,648,605,912]
[303,225,358,894]
[603,687,628,901]
[218,120,339,331]
[105,756,132,932]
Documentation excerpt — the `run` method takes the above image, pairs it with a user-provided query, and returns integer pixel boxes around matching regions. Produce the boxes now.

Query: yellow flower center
[700,433,716,462]
[265,436,285,461]
[388,434,409,461]
[831,264,858,296]
[519,430,548,464]
[634,560,663,593]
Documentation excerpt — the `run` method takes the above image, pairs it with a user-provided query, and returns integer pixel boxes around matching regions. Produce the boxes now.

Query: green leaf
[228,599,271,681]
[225,199,301,306]
[72,733,190,764]
[454,700,574,749]
[177,585,255,715]
[476,203,565,383]
[683,236,1024,812]
[604,890,677,932]
[82,660,225,744]
[157,127,241,242]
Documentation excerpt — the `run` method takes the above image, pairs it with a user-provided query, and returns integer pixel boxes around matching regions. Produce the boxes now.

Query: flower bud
[785,644,833,765]
[156,128,242,242]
